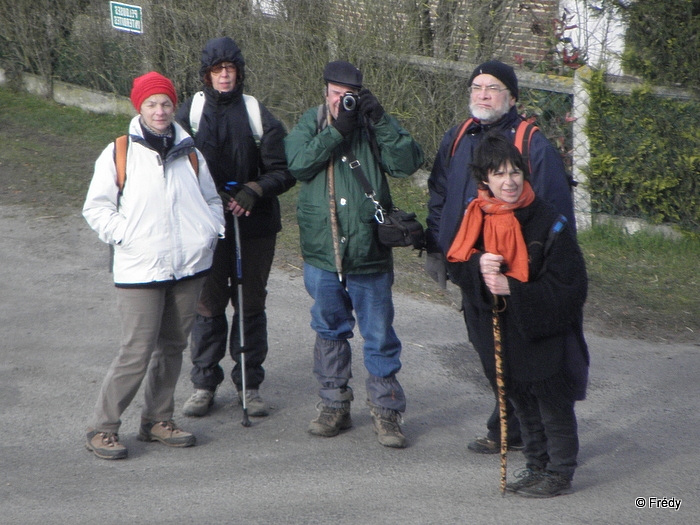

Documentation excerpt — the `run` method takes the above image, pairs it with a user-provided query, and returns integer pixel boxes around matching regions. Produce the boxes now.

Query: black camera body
[342,92,359,112]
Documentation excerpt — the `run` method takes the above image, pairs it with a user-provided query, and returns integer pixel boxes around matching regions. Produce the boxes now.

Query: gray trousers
[89,277,205,433]
[313,335,406,413]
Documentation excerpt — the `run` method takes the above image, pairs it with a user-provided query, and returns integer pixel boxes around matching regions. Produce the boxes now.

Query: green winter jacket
[285,106,424,275]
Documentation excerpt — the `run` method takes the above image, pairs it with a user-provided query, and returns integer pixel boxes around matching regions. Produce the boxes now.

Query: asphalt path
[1,204,698,524]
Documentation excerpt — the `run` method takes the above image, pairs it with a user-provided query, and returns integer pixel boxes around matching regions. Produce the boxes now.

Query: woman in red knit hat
[82,72,225,460]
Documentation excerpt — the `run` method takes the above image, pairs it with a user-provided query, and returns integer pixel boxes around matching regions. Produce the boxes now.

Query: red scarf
[446,181,535,282]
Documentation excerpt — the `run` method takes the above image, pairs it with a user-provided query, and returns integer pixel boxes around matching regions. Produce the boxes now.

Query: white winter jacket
[83,116,225,285]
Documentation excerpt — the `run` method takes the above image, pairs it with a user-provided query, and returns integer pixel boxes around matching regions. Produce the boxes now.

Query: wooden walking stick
[492,294,508,495]
[327,156,343,282]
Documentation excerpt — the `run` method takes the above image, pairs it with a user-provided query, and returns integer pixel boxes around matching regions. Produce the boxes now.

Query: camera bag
[342,144,425,250]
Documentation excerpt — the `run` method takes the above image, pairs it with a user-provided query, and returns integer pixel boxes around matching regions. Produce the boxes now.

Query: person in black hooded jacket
[176,37,295,418]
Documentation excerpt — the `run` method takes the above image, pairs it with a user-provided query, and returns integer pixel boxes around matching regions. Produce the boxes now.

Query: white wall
[560,0,626,75]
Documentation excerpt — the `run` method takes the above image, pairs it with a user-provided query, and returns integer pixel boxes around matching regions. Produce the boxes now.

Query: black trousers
[509,388,579,480]
[189,233,276,391]
[461,293,522,444]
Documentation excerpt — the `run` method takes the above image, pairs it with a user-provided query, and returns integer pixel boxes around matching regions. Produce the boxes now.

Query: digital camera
[342,92,359,112]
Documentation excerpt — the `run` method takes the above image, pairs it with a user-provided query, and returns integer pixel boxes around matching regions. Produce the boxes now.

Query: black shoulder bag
[342,145,425,250]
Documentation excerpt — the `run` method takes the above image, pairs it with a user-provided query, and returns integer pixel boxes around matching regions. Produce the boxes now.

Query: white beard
[469,100,511,124]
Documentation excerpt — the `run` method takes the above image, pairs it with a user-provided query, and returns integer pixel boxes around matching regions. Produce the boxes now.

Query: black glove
[332,104,359,137]
[425,252,447,290]
[231,182,262,213]
[358,88,385,124]
[218,191,233,206]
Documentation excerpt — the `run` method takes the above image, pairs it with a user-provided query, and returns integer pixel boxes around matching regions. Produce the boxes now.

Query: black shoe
[517,471,573,498]
[467,436,525,454]
[505,467,543,493]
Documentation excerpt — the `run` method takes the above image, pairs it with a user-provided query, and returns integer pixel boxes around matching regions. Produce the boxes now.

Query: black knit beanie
[468,60,519,100]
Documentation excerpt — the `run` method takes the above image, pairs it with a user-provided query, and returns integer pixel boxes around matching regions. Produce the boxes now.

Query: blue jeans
[303,263,405,412]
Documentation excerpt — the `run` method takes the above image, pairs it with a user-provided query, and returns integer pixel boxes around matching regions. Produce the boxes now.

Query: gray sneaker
[238,389,269,417]
[308,403,352,437]
[370,408,406,448]
[182,389,215,417]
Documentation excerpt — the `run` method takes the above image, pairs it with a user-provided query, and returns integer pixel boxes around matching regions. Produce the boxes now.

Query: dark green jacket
[285,106,424,274]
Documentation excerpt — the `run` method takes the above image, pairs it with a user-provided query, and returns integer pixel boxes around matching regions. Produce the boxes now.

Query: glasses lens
[470,85,503,94]
[211,64,234,74]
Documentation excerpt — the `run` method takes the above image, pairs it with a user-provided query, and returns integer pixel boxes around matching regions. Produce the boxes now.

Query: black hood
[199,37,245,85]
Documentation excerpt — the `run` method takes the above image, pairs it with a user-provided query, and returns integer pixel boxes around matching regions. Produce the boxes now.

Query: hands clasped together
[480,252,511,296]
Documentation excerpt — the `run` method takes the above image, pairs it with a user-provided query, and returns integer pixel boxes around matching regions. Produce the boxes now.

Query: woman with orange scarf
[446,134,589,498]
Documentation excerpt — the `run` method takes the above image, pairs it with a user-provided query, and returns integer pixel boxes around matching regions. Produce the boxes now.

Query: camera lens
[342,93,357,112]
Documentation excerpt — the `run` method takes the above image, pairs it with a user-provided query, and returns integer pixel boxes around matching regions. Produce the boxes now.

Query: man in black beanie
[425,59,576,454]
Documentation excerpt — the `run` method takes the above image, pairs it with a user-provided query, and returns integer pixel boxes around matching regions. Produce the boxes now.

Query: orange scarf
[446,181,535,282]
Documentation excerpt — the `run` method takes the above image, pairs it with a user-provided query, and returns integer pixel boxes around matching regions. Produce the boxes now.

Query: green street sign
[110,1,143,34]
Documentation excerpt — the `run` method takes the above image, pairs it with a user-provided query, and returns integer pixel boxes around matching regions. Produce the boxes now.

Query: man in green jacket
[285,60,424,448]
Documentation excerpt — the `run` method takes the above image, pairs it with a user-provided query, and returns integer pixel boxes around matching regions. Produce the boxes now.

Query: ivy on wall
[586,70,700,232]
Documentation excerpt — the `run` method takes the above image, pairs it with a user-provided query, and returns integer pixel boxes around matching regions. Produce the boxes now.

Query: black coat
[176,38,295,239]
[426,106,575,254]
[448,198,589,400]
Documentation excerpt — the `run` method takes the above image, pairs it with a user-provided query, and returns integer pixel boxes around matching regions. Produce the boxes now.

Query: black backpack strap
[535,214,568,281]
[342,143,375,196]
[544,214,568,256]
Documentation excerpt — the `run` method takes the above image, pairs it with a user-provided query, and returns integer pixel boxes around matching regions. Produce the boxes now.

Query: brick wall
[501,0,560,66]
[326,0,560,68]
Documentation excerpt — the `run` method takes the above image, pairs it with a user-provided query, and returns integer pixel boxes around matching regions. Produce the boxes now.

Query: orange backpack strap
[449,118,474,158]
[188,150,199,176]
[514,120,539,177]
[113,135,128,193]
[114,136,199,192]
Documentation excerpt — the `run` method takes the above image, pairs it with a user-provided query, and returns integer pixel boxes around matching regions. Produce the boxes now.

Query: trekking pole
[492,294,507,495]
[229,198,251,428]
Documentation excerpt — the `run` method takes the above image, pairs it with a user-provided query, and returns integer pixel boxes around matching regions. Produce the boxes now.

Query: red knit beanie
[130,71,178,111]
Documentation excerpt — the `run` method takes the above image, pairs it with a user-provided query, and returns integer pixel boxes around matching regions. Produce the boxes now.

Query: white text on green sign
[110,1,143,34]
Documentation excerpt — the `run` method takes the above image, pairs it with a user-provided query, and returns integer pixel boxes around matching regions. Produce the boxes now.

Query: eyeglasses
[469,84,508,95]
[210,63,236,75]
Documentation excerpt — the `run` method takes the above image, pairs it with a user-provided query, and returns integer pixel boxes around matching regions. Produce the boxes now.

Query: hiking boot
[308,403,352,437]
[182,389,215,417]
[85,430,128,460]
[370,408,407,448]
[238,389,269,417]
[505,467,544,493]
[137,420,196,447]
[517,471,573,498]
[467,436,525,454]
